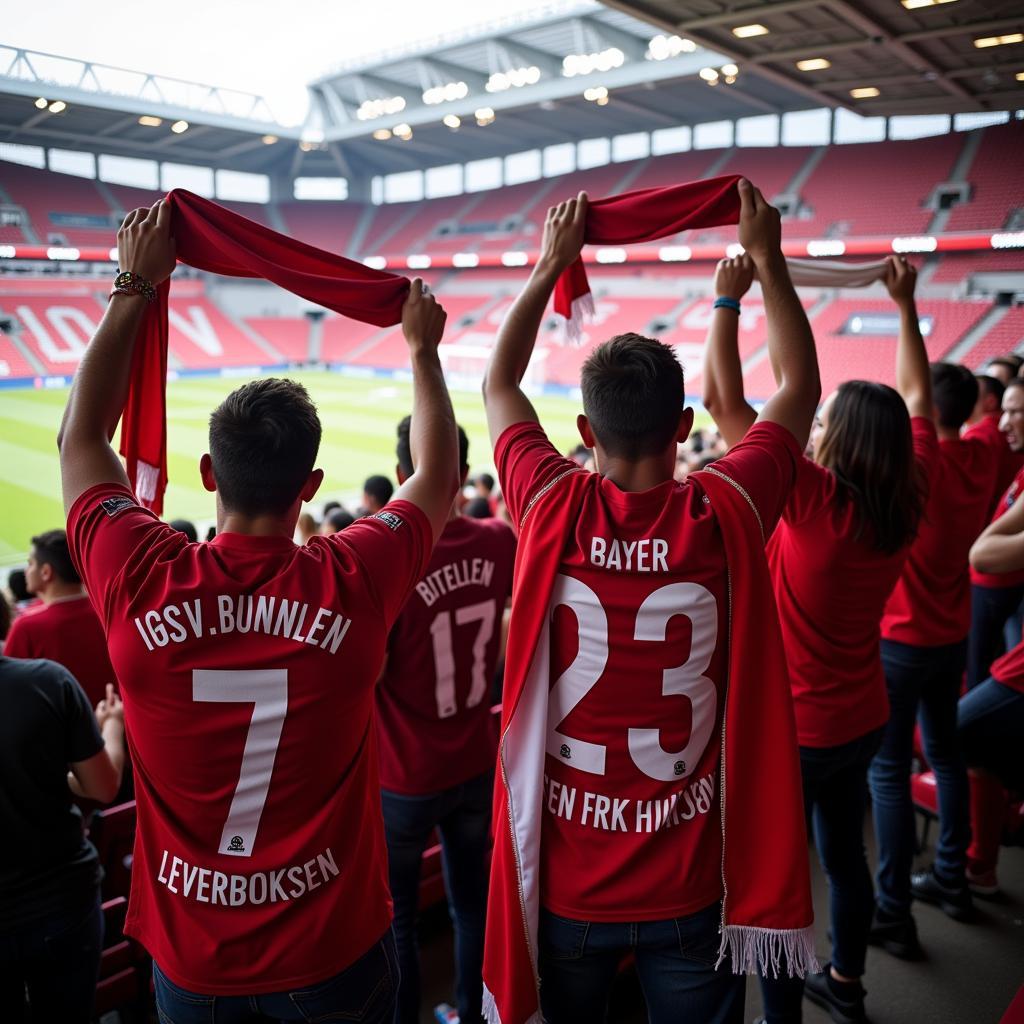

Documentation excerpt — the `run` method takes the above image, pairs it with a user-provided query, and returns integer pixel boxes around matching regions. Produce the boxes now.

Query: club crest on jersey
[101,495,137,517]
[373,510,404,532]
[560,743,571,760]
[674,760,686,776]
[227,835,245,853]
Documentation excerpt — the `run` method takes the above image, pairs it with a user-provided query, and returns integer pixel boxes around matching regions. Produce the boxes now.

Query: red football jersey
[971,465,1024,590]
[3,594,115,706]
[989,630,1024,695]
[768,417,940,748]
[68,484,431,994]
[497,420,800,922]
[882,435,999,647]
[376,515,516,795]
[964,413,1024,517]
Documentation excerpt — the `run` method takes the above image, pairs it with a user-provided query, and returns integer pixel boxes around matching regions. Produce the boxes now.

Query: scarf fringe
[482,984,543,1024]
[135,459,161,506]
[717,924,820,979]
[559,291,596,346]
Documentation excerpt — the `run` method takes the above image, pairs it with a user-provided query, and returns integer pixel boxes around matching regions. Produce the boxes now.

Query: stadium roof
[0,0,1020,181]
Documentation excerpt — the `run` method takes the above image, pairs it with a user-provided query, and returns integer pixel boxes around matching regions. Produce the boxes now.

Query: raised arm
[702,254,757,449]
[482,192,587,448]
[391,279,460,543]
[69,685,125,804]
[885,255,932,420]
[739,179,821,448]
[58,202,176,514]
[970,491,1024,575]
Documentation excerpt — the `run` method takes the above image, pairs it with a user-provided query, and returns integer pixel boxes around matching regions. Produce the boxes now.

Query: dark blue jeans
[760,727,883,1023]
[152,929,398,1023]
[0,886,103,1024]
[381,771,492,1024]
[959,676,1024,791]
[870,639,970,914]
[967,583,1024,691]
[538,900,744,1024]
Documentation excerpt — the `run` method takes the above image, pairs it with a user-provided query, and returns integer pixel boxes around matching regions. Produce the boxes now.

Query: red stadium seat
[89,800,137,900]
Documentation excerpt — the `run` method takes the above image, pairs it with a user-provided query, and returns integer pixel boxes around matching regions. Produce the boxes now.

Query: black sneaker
[911,866,973,921]
[868,907,923,960]
[804,965,867,1024]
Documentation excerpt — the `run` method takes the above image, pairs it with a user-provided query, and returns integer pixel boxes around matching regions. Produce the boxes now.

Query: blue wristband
[714,296,741,313]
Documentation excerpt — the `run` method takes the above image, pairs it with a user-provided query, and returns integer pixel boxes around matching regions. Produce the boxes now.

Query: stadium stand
[278,200,365,255]
[0,331,36,379]
[945,121,1024,232]
[244,316,311,362]
[931,251,1024,285]
[960,305,1024,371]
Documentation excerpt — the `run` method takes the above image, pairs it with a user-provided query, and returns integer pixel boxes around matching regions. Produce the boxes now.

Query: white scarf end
[717,924,820,979]
[481,984,542,1024]
[135,459,160,505]
[558,292,596,346]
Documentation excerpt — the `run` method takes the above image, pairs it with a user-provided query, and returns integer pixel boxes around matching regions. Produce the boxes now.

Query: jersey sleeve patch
[100,495,138,517]
[373,510,404,531]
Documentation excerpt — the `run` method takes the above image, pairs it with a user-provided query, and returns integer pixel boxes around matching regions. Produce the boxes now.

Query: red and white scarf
[120,189,410,514]
[483,465,817,1024]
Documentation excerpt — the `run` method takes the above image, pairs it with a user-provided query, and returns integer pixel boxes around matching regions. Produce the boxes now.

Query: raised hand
[96,683,124,729]
[736,178,782,266]
[539,191,588,272]
[883,255,917,308]
[117,200,176,285]
[714,253,755,301]
[401,278,448,356]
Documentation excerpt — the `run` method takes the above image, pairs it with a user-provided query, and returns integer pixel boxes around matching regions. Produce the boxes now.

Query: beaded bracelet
[110,270,157,303]
[713,296,741,313]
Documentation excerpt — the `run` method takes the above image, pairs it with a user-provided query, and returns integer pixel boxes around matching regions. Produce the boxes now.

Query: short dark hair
[363,475,394,508]
[465,496,493,519]
[931,362,978,430]
[31,529,80,584]
[322,501,342,516]
[326,508,355,532]
[476,472,495,493]
[208,378,321,517]
[396,415,469,477]
[976,374,1005,405]
[580,334,686,458]
[169,518,198,543]
[8,569,29,603]
[988,357,1021,377]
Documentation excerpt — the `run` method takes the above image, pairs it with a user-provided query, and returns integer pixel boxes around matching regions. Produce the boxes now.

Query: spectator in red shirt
[56,201,460,1022]
[4,530,116,708]
[703,254,935,1024]
[967,378,1024,690]
[984,356,1022,388]
[965,374,1023,515]
[961,495,1024,894]
[870,361,1000,942]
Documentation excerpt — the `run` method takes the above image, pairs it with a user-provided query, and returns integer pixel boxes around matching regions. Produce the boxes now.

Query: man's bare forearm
[408,348,459,494]
[485,259,560,391]
[895,298,932,418]
[59,294,148,450]
[702,308,756,448]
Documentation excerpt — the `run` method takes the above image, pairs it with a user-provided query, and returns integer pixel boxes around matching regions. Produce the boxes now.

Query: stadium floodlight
[453,252,480,267]
[726,243,745,258]
[974,33,1024,48]
[34,97,48,109]
[486,66,541,92]
[443,114,461,129]
[659,245,692,261]
[891,236,937,253]
[475,107,495,126]
[1017,71,1024,80]
[262,134,279,145]
[596,248,627,263]
[171,120,189,134]
[423,81,469,105]
[48,100,67,113]
[373,128,392,140]
[563,48,625,77]
[357,96,406,121]
[108,247,119,261]
[139,115,163,127]
[806,240,846,256]
[722,63,739,76]
[699,67,720,83]
[584,86,609,102]
[0,245,16,259]
[394,123,413,140]
[902,0,959,7]
[363,256,388,269]
[647,35,697,60]
[850,87,880,98]
[407,254,432,269]
[501,251,529,266]
[46,246,80,261]
[991,232,1024,249]
[732,24,769,38]
[796,58,832,71]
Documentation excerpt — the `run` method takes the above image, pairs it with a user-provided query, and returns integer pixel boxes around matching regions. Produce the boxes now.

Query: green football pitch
[0,370,592,567]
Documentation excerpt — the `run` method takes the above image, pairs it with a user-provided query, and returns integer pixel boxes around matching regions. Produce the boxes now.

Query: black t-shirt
[0,656,104,927]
